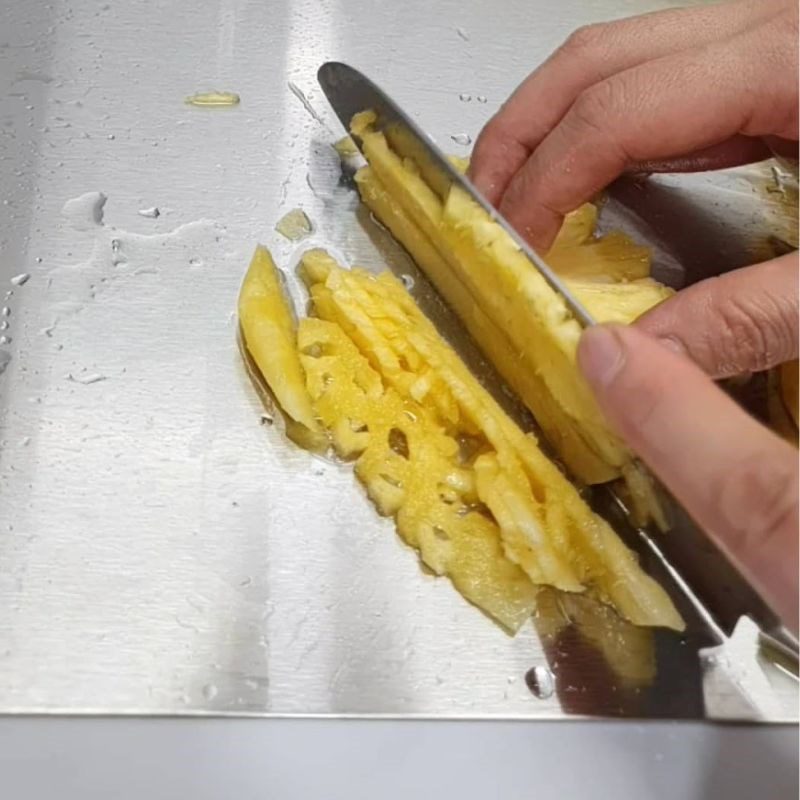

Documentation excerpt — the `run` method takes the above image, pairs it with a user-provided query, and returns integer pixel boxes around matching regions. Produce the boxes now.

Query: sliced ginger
[293,248,683,631]
[351,110,674,490]
[237,124,687,635]
[238,245,324,449]
[297,307,539,631]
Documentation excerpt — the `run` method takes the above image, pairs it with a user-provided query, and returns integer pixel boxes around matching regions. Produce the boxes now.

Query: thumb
[636,252,798,378]
[578,324,799,632]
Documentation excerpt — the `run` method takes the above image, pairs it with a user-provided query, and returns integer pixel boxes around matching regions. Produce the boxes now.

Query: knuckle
[711,290,796,374]
[713,447,798,557]
[562,23,610,57]
[476,113,524,161]
[571,81,620,137]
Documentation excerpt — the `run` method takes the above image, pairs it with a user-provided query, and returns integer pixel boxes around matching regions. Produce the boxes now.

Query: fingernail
[656,335,687,358]
[578,325,626,389]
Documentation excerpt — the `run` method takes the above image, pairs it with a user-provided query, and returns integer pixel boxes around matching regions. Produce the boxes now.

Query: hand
[637,251,799,378]
[468,0,799,252]
[577,323,799,632]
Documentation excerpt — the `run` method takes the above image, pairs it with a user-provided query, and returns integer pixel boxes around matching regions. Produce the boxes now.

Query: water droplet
[524,665,555,699]
[21,436,31,446]
[202,683,218,701]
[1,307,11,317]
[62,191,106,230]
[35,256,42,263]
[368,211,388,232]
[400,274,415,290]
[188,257,203,268]
[107,133,115,140]
[450,133,472,146]
[459,92,472,102]
[0,335,11,345]
[456,27,470,41]
[287,81,327,127]
[111,238,126,266]
[67,372,107,385]
[0,352,10,376]
[1,321,8,331]
[138,206,160,218]
[10,273,30,287]
[477,95,488,104]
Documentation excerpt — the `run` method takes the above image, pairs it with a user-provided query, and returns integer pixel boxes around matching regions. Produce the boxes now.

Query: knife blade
[316,60,798,662]
[317,61,594,327]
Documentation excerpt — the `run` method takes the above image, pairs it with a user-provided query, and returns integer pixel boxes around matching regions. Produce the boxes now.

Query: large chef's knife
[317,61,798,662]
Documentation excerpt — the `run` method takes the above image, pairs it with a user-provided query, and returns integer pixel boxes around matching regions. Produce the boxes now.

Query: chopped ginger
[351,110,674,495]
[238,245,323,448]
[292,248,683,631]
[333,136,359,158]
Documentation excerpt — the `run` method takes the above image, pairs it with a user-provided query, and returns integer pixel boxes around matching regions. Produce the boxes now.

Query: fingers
[636,252,799,378]
[578,324,799,631]
[497,11,798,250]
[624,135,773,175]
[468,0,785,206]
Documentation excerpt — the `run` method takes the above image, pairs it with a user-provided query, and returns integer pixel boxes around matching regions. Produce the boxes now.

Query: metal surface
[0,0,797,723]
[315,60,799,662]
[1,718,798,800]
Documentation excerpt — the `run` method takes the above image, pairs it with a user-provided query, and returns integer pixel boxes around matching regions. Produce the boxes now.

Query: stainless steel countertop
[0,717,798,800]
[0,0,797,743]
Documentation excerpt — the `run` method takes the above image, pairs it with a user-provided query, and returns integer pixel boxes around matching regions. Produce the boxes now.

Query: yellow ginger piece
[569,279,674,325]
[297,314,539,632]
[238,245,324,447]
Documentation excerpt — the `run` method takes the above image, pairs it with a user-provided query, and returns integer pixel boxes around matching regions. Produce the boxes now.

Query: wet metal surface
[0,0,797,721]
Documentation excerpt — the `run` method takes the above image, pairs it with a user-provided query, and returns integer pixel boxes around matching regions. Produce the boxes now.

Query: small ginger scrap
[184,91,241,107]
[275,208,313,241]
[333,136,359,158]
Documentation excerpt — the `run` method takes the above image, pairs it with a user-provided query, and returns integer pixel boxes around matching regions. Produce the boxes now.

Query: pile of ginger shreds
[238,243,683,634]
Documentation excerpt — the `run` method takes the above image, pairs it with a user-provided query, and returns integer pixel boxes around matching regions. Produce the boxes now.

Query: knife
[316,61,799,663]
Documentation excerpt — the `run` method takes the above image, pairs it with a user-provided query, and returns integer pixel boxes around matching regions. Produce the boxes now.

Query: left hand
[577,323,799,632]
[636,251,798,378]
